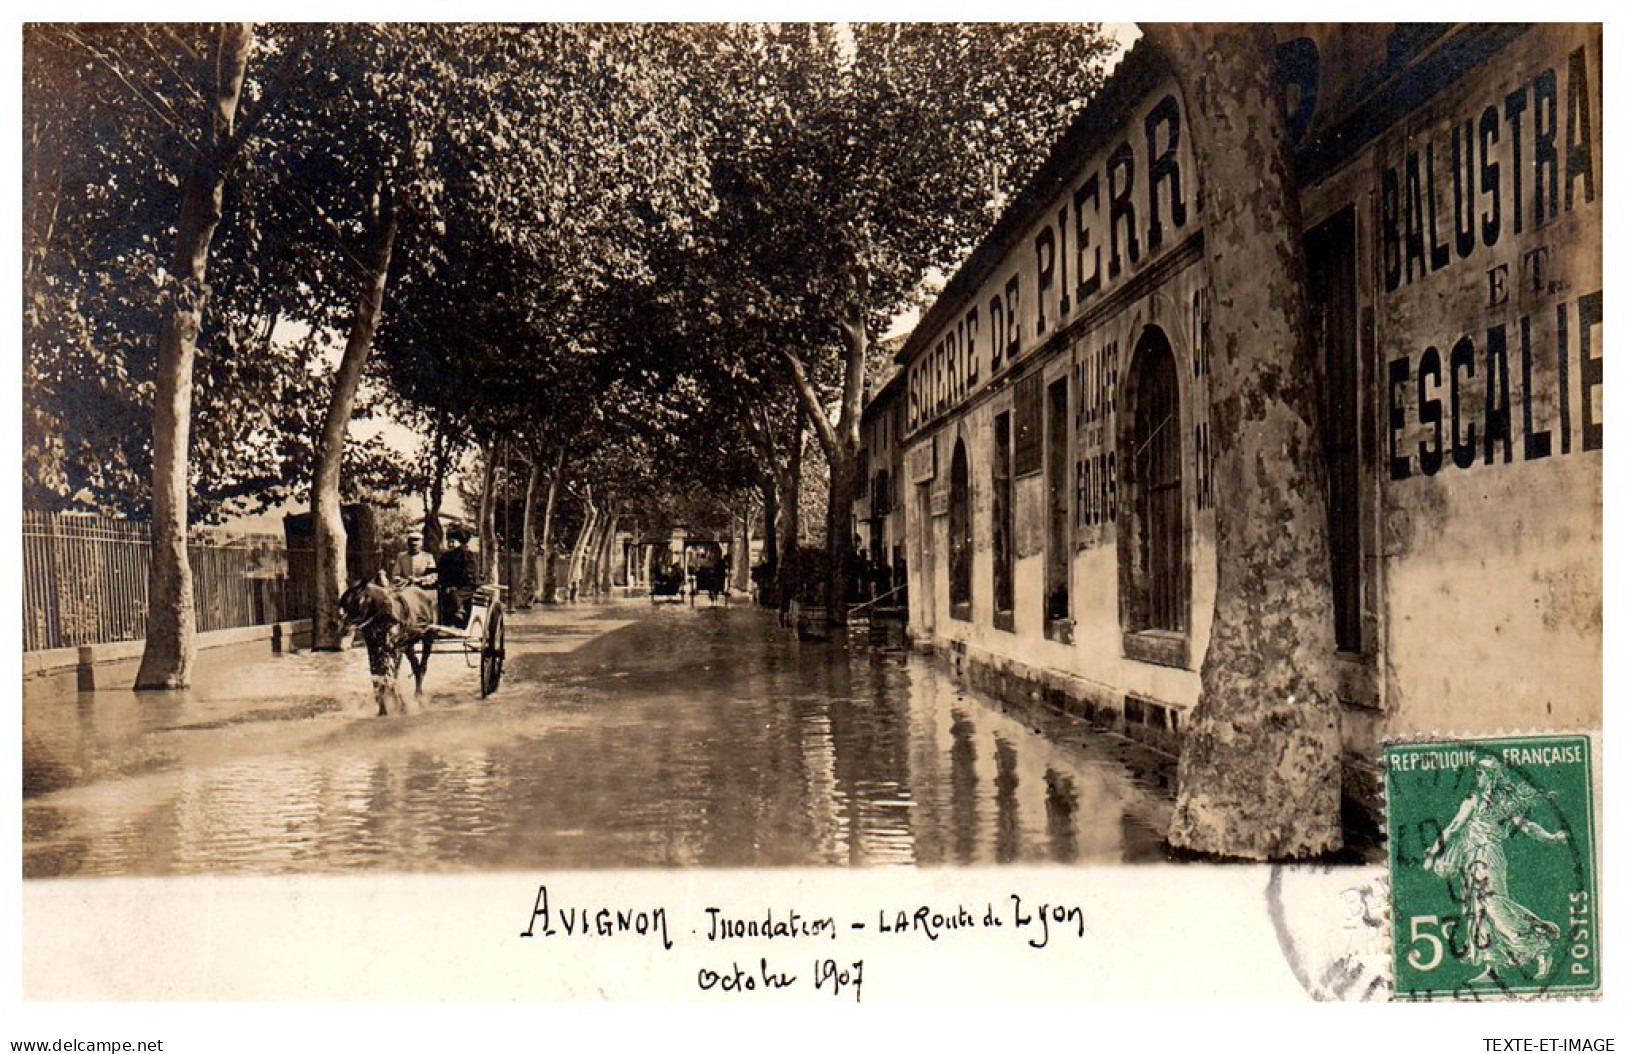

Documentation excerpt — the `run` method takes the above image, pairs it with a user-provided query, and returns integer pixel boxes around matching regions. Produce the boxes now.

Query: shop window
[949,438,972,619]
[1119,327,1188,665]
[992,411,1014,629]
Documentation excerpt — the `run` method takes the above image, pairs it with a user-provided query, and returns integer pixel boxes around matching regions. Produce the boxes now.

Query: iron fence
[21,511,318,652]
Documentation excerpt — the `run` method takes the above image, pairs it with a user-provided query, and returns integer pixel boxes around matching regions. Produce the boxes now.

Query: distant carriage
[641,533,732,606]
[650,563,686,603]
[693,562,729,605]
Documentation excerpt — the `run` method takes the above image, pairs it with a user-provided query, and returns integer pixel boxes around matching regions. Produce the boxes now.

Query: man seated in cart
[436,525,478,628]
[393,529,436,588]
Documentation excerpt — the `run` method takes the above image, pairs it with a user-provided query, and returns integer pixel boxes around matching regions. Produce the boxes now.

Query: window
[1120,327,1188,664]
[869,471,889,569]
[1307,207,1364,654]
[949,438,972,618]
[871,469,891,516]
[992,411,1014,628]
[1045,376,1071,635]
[1014,374,1043,475]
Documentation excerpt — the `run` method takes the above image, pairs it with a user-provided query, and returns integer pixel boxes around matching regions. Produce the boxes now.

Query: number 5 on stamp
[1384,735,1599,999]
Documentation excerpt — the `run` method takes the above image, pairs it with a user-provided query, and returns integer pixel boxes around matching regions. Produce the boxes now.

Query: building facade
[856,370,909,603]
[895,24,1601,810]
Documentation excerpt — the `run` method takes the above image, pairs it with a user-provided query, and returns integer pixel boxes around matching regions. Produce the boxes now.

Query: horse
[338,578,438,715]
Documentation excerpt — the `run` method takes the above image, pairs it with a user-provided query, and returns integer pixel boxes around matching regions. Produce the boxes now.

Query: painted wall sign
[907,437,936,485]
[1383,33,1602,482]
[1377,42,1597,297]
[1387,293,1601,480]
[904,78,1199,437]
[1072,335,1119,550]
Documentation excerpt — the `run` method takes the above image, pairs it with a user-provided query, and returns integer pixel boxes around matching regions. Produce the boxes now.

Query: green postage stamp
[1385,735,1599,999]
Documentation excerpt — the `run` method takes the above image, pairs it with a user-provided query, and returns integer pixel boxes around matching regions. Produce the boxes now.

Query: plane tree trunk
[136,24,254,688]
[538,448,564,602]
[1144,24,1342,860]
[422,410,453,556]
[760,476,779,597]
[515,452,543,607]
[311,189,398,651]
[782,297,867,623]
[566,489,599,601]
[593,505,620,596]
[776,407,807,609]
[475,437,499,583]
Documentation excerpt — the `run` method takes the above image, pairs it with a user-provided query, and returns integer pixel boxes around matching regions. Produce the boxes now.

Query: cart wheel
[479,607,505,697]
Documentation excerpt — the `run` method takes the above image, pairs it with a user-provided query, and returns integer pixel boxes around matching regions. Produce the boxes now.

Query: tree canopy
[24,22,1118,547]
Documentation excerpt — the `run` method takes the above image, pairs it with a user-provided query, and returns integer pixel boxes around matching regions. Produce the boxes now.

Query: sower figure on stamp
[1424,757,1567,982]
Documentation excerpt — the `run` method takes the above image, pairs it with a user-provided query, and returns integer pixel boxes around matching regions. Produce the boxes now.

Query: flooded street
[23,602,1173,877]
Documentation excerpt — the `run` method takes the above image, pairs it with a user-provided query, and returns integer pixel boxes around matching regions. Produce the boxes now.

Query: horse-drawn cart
[339,579,507,713]
[431,583,507,697]
[650,565,686,604]
[693,563,729,605]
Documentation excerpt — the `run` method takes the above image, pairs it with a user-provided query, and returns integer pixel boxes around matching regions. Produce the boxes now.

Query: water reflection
[23,606,1172,877]
[1045,768,1080,864]
[994,736,1020,864]
[949,709,979,865]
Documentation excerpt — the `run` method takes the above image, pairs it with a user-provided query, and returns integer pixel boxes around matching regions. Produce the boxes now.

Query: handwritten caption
[519,885,1086,1002]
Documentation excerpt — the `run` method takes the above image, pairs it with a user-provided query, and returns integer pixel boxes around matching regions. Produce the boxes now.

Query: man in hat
[435,525,478,627]
[393,529,436,587]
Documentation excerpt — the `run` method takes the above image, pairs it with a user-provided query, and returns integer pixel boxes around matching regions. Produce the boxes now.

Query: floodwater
[23,603,1174,877]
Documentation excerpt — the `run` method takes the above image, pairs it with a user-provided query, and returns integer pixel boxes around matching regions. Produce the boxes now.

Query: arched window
[1119,327,1188,662]
[949,438,972,618]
